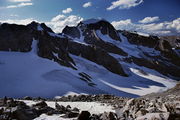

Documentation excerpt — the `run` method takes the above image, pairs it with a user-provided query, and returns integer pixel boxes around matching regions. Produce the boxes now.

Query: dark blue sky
[0,0,180,35]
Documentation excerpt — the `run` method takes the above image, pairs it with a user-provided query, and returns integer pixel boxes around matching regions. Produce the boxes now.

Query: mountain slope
[0,19,179,98]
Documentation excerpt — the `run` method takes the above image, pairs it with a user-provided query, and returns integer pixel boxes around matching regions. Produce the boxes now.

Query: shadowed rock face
[120,30,159,48]
[60,20,128,76]
[36,32,75,69]
[0,21,128,76]
[124,56,180,78]
[160,36,180,48]
[120,30,179,54]
[79,20,121,41]
[68,41,128,76]
[62,20,127,56]
[39,20,128,76]
[0,22,75,69]
[27,21,54,33]
[62,26,80,39]
[83,29,127,56]
[62,19,179,78]
[0,23,33,52]
[157,40,180,66]
[119,30,180,79]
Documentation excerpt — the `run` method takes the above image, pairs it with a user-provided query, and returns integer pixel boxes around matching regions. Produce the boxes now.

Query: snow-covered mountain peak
[0,19,179,98]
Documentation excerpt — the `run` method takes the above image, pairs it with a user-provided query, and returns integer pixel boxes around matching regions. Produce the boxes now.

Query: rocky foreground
[0,19,180,119]
[0,83,180,120]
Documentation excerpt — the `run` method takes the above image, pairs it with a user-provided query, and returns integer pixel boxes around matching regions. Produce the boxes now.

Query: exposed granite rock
[0,23,33,52]
[100,112,118,120]
[36,32,76,69]
[27,21,54,33]
[0,22,76,69]
[68,41,128,76]
[78,20,121,41]
[0,97,38,120]
[123,56,180,78]
[62,26,80,39]
[120,30,159,48]
[83,29,127,56]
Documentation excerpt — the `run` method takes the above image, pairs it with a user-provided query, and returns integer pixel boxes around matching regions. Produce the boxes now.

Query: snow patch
[137,32,150,37]
[22,100,115,114]
[48,32,65,38]
[130,68,176,90]
[34,114,72,120]
[100,80,164,96]
[30,39,38,54]
[62,91,87,97]
[96,30,117,43]
[118,33,160,58]
[52,52,59,58]
[37,24,43,31]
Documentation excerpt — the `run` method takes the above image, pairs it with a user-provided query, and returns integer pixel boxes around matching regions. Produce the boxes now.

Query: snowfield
[22,100,115,115]
[19,100,115,120]
[34,114,69,120]
[0,34,177,98]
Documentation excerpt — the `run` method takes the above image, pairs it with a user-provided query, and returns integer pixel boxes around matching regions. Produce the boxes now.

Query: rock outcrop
[68,41,128,76]
[0,21,128,76]
[119,30,180,78]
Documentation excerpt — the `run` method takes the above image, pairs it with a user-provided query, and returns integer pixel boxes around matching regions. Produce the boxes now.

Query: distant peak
[27,21,54,33]
[27,21,40,29]
[28,21,39,26]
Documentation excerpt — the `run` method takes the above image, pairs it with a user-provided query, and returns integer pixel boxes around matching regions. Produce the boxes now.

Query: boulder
[55,102,66,112]
[32,101,47,109]
[136,113,170,120]
[136,109,149,117]
[100,112,117,120]
[0,97,7,107]
[168,113,180,120]
[36,106,56,116]
[78,111,91,120]
[11,107,38,120]
[6,98,16,107]
[72,107,80,112]
[0,101,38,120]
[65,111,79,118]
[89,114,101,120]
